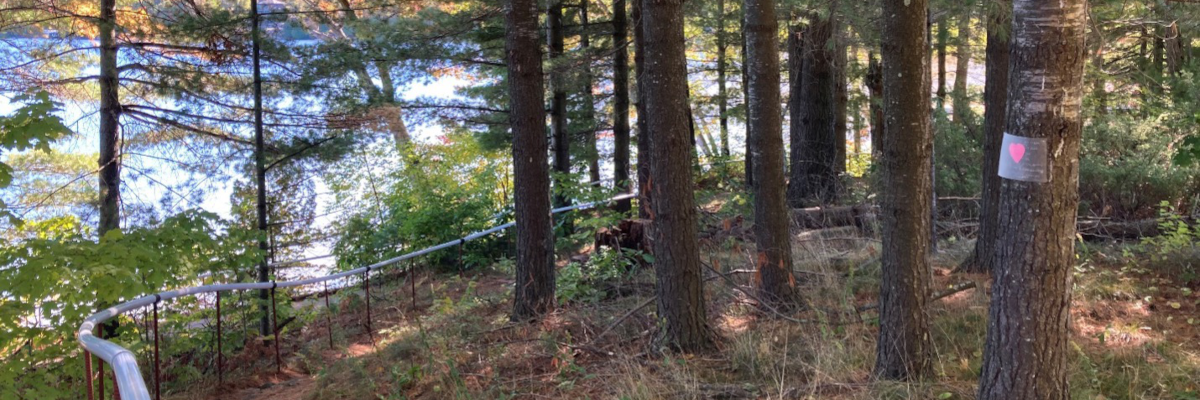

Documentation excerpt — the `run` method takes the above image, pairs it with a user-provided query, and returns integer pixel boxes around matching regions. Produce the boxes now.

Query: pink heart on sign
[1009,143,1026,164]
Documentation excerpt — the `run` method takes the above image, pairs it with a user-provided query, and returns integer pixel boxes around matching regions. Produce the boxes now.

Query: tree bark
[549,1,571,210]
[633,0,652,218]
[786,22,805,200]
[866,53,883,159]
[634,0,650,220]
[958,0,1010,275]
[740,15,753,188]
[977,0,1087,398]
[875,0,934,381]
[716,0,730,157]
[613,0,632,213]
[1164,21,1184,76]
[580,0,602,185]
[833,23,848,179]
[507,0,556,321]
[952,8,973,124]
[744,0,798,307]
[936,20,948,101]
[642,0,712,352]
[251,0,272,337]
[98,0,120,236]
[788,12,838,207]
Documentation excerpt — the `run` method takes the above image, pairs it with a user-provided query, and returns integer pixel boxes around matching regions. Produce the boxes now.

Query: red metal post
[270,284,281,374]
[364,269,374,346]
[153,299,160,400]
[323,281,333,349]
[216,291,222,385]
[97,329,104,400]
[85,350,95,400]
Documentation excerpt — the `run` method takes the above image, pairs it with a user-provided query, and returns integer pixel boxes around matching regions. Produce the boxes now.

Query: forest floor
[167,193,1200,400]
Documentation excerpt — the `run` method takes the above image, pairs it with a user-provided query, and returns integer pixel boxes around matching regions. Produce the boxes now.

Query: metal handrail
[76,193,636,400]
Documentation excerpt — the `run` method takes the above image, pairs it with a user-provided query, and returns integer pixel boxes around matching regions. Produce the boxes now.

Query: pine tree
[977,0,1088,397]
[507,0,556,321]
[875,0,934,380]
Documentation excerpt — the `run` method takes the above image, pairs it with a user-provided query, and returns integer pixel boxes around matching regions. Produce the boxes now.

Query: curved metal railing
[76,193,636,400]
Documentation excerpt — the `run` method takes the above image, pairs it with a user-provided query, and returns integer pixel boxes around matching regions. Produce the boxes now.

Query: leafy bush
[1082,67,1200,219]
[0,211,260,399]
[933,109,982,198]
[331,133,510,272]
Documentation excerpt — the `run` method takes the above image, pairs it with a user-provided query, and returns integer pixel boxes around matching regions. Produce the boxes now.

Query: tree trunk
[716,0,730,157]
[98,0,120,236]
[642,0,712,352]
[1164,21,1183,76]
[958,0,1010,275]
[788,13,837,207]
[613,0,632,213]
[549,1,571,209]
[976,0,1087,398]
[744,0,798,308]
[506,0,556,321]
[875,0,934,380]
[97,0,122,341]
[740,15,753,188]
[786,22,805,200]
[866,53,883,159]
[833,23,848,179]
[634,0,650,220]
[580,0,602,185]
[251,0,272,337]
[952,8,972,124]
[936,20,948,101]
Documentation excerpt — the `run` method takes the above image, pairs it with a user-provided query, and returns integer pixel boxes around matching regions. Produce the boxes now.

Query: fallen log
[792,204,876,230]
[1077,218,1162,241]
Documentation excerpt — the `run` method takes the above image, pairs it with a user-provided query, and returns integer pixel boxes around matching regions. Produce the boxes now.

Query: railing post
[85,350,94,400]
[323,281,333,349]
[364,268,374,347]
[216,291,222,386]
[270,283,281,374]
[410,261,416,310]
[153,296,161,400]
[457,240,464,277]
[97,329,104,400]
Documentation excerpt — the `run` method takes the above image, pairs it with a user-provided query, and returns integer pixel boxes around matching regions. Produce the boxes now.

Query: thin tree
[952,7,973,125]
[634,0,650,219]
[579,0,602,185]
[977,0,1087,397]
[875,0,934,380]
[957,0,1009,274]
[642,0,712,352]
[252,0,273,336]
[98,0,119,236]
[613,0,632,212]
[936,19,948,100]
[740,13,753,188]
[866,52,883,159]
[745,0,797,307]
[507,0,556,320]
[833,23,848,178]
[549,0,571,210]
[715,0,731,157]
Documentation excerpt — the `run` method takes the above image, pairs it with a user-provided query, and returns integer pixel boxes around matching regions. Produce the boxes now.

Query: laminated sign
[998,133,1049,183]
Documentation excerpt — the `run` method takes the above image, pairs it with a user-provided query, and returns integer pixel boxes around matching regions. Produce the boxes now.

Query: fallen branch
[856,281,978,312]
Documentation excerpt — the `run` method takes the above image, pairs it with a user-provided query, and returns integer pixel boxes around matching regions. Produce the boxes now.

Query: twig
[856,281,978,312]
[591,296,656,342]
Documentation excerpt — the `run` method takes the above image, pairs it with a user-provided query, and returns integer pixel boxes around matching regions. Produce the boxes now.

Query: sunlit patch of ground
[167,209,1200,400]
